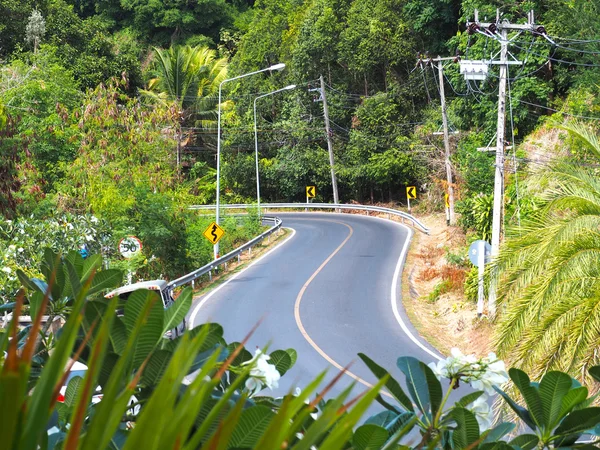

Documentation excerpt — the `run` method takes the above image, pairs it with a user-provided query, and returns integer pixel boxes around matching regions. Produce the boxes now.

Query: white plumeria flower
[242,349,281,397]
[467,395,493,431]
[428,360,449,381]
[90,216,99,223]
[428,349,509,394]
[2,267,12,274]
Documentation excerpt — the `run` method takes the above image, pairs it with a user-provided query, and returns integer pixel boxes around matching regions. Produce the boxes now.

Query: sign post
[306,185,316,211]
[119,236,142,285]
[406,186,417,213]
[469,240,492,317]
[445,193,450,225]
[203,222,226,258]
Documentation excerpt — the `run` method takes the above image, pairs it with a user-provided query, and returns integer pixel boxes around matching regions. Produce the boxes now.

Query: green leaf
[65,376,83,407]
[64,259,82,301]
[451,407,480,449]
[227,405,275,448]
[81,255,103,283]
[509,368,545,428]
[0,302,16,312]
[482,422,515,443]
[358,353,413,412]
[589,366,600,383]
[87,270,122,297]
[110,318,128,355]
[141,350,172,386]
[478,443,514,450]
[269,350,292,376]
[162,287,191,335]
[365,411,404,433]
[560,386,588,418]
[554,407,600,436]
[285,348,297,367]
[352,424,389,450]
[539,371,573,428]
[456,391,485,408]
[397,356,440,417]
[493,386,536,430]
[29,291,45,323]
[318,376,389,450]
[17,270,50,297]
[508,434,539,450]
[123,289,164,369]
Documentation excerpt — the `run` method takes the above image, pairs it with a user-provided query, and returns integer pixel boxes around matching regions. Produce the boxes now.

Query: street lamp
[215,63,286,260]
[253,84,296,217]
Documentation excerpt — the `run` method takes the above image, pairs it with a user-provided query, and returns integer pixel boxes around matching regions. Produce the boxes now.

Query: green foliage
[0,214,110,304]
[58,78,178,221]
[427,279,452,303]
[0,51,82,195]
[464,265,489,303]
[6,250,600,448]
[457,193,493,241]
[494,123,600,382]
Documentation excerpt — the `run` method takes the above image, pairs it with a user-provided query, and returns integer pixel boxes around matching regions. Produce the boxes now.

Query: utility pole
[320,75,340,205]
[466,9,541,316]
[416,55,457,225]
[436,56,456,225]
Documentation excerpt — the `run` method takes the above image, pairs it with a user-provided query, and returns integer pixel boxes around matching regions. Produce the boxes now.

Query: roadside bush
[0,213,110,304]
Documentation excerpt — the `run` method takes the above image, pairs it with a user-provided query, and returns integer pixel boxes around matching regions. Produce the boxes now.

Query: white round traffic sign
[468,240,491,266]
[118,236,142,259]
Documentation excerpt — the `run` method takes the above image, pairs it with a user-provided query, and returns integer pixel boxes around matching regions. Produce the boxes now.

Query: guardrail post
[248,247,252,256]
[238,254,241,263]
[192,280,195,289]
[209,270,212,281]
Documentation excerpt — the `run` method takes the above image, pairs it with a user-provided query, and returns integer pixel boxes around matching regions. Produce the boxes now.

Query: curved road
[189,212,444,401]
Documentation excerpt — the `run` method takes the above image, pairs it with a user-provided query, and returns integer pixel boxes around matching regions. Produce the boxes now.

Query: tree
[494,122,600,381]
[141,45,228,169]
[25,9,46,53]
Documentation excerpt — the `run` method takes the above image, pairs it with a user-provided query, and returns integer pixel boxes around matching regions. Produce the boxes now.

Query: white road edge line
[390,222,444,361]
[189,228,297,327]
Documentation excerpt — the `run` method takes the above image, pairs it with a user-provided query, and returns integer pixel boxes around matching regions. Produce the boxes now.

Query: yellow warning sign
[406,186,417,200]
[306,186,316,198]
[445,193,450,208]
[203,222,225,245]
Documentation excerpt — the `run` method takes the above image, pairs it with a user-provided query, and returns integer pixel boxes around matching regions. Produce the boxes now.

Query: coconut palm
[141,45,228,168]
[493,122,600,382]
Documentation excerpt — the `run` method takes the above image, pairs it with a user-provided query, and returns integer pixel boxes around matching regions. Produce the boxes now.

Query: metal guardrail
[166,215,283,290]
[189,203,430,235]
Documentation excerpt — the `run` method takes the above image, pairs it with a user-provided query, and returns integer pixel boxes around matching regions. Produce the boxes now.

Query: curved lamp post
[215,63,285,260]
[253,84,296,217]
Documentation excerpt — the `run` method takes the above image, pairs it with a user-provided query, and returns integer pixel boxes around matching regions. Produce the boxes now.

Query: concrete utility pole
[488,25,508,317]
[320,75,339,205]
[466,9,541,316]
[435,56,456,225]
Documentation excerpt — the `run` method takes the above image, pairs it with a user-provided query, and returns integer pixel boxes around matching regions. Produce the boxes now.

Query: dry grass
[439,265,466,292]
[419,267,440,281]
[402,212,493,357]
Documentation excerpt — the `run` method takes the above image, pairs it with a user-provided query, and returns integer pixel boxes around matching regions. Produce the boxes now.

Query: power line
[508,97,600,121]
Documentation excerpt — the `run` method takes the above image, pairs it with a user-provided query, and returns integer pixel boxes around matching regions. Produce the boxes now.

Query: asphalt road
[189,212,454,410]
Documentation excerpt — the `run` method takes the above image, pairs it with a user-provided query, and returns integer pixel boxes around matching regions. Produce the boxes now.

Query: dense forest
[1,0,600,381]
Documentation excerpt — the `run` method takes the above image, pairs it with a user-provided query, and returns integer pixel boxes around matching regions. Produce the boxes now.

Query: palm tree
[141,45,228,169]
[493,122,600,382]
